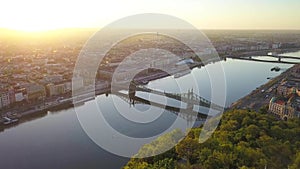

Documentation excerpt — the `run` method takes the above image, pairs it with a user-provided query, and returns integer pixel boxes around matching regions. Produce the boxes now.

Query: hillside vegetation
[124,108,300,169]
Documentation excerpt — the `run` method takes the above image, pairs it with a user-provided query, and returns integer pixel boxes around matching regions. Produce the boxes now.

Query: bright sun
[1,0,299,31]
[8,23,61,32]
[0,0,111,32]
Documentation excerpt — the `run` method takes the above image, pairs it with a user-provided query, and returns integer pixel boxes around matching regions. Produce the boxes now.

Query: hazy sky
[0,0,299,31]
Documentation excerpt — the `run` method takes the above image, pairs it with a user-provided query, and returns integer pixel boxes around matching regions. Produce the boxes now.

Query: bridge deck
[233,57,299,64]
[267,55,300,60]
[135,86,224,111]
[115,91,210,119]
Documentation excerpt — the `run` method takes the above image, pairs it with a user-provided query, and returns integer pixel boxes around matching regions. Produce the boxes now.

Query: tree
[124,109,300,169]
[176,137,200,164]
[290,153,300,169]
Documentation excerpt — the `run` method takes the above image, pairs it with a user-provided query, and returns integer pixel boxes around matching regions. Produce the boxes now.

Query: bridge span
[111,82,224,119]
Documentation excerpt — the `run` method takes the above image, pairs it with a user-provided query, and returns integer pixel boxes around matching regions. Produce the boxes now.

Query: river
[0,51,299,169]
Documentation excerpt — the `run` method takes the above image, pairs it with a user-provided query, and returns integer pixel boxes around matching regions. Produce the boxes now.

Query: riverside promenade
[231,64,300,110]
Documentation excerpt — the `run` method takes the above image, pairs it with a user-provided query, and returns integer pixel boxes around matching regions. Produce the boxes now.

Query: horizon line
[1,27,300,33]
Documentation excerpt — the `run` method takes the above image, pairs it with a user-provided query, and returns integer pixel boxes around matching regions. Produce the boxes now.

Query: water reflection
[0,51,299,169]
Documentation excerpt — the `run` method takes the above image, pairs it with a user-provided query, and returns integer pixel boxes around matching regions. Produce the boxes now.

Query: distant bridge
[232,57,300,64]
[227,53,300,64]
[267,54,300,60]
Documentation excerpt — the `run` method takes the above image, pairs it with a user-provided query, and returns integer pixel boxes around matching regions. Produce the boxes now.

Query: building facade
[269,96,300,120]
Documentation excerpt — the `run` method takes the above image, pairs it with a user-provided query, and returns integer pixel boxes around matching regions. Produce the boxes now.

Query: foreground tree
[124,109,300,169]
[290,153,300,169]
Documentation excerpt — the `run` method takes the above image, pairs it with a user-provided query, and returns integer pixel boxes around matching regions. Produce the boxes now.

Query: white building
[0,91,10,107]
[15,92,25,102]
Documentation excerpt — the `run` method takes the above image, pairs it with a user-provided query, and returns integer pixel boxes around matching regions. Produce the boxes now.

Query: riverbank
[230,63,299,110]
[0,87,110,127]
[0,61,207,126]
[1,48,299,127]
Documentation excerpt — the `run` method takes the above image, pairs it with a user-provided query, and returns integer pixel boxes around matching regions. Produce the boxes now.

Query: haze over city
[1,1,300,169]
[1,0,300,32]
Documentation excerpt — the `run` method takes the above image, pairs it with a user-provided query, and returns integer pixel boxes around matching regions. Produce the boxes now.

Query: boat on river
[2,116,19,125]
[271,66,280,72]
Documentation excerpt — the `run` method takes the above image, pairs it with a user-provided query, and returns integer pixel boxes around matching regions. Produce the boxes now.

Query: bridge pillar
[129,81,136,104]
[185,101,195,127]
[187,88,194,99]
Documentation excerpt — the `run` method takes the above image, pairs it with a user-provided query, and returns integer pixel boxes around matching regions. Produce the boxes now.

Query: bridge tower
[185,88,196,127]
[187,88,194,99]
[129,81,136,104]
[278,55,281,62]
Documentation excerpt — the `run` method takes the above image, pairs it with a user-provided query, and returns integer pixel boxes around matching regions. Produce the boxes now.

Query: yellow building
[269,96,297,120]
[24,84,46,101]
[46,83,66,97]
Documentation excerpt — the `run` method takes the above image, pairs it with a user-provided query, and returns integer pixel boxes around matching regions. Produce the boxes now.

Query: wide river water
[0,51,299,169]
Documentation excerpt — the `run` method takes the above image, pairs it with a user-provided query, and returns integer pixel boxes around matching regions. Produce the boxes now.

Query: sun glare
[0,0,104,32]
[0,0,299,31]
[8,25,59,32]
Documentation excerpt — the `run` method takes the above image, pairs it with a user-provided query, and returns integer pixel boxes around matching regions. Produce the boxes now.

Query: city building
[43,75,64,84]
[269,95,300,120]
[72,76,84,91]
[0,90,10,108]
[291,66,300,78]
[8,89,15,105]
[46,83,66,97]
[276,80,300,97]
[23,83,46,101]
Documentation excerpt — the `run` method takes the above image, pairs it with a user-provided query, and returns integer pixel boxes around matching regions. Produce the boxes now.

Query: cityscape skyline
[1,2,300,168]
